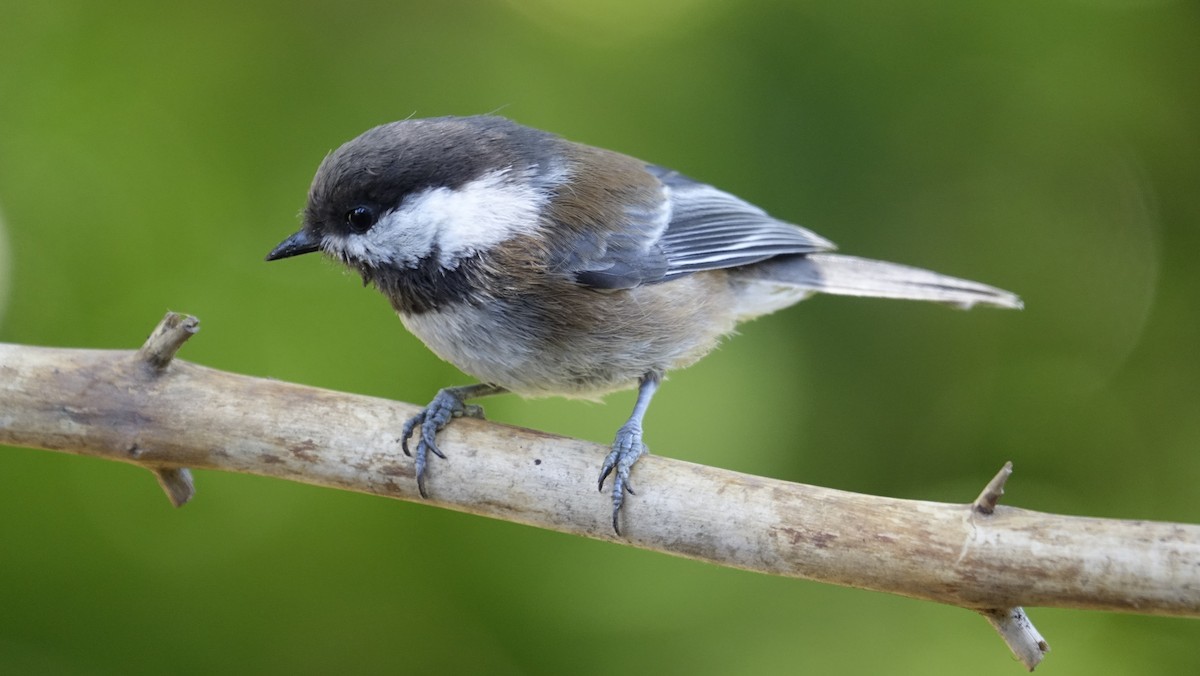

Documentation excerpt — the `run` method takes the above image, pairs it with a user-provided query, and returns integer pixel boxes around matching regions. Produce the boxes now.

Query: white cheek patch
[328,168,553,269]
[423,169,550,266]
[329,210,436,268]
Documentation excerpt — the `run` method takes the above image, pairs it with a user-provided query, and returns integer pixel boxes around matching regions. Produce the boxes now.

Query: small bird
[267,115,1021,533]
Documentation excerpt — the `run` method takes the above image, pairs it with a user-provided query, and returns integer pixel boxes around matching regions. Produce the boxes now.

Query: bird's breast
[397,272,740,398]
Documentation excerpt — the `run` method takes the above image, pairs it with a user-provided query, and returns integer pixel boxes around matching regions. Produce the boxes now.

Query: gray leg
[401,383,506,498]
[597,372,662,534]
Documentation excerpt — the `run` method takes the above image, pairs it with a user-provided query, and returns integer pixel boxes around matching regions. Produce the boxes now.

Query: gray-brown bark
[3,314,1198,670]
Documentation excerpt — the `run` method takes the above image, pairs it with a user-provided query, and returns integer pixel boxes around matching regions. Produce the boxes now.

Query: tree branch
[2,314,1198,671]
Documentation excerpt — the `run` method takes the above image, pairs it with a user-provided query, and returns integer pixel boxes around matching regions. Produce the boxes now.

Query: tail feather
[746,253,1023,311]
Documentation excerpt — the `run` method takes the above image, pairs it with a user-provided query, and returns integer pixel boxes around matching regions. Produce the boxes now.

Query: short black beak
[265,229,320,261]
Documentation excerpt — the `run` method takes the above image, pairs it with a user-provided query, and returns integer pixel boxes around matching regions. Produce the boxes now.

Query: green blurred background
[2,0,1197,673]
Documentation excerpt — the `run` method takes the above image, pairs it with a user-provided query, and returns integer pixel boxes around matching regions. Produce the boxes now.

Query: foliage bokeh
[1,1,1197,674]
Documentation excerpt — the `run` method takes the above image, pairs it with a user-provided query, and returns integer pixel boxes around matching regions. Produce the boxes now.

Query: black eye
[346,205,377,232]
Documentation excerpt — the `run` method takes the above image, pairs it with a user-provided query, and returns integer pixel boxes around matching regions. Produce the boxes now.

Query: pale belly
[398,275,739,397]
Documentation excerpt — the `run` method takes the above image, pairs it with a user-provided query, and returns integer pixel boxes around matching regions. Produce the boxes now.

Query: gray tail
[753,253,1023,310]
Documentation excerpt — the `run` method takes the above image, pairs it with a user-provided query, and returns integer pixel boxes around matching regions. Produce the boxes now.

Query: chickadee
[267,115,1021,533]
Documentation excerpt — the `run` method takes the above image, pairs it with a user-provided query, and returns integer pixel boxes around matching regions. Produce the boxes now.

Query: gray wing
[649,166,836,280]
[561,160,835,290]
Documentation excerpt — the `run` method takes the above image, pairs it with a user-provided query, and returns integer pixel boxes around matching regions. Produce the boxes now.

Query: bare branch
[136,311,199,372]
[133,312,201,505]
[153,466,195,507]
[2,314,1199,652]
[974,461,1013,515]
[971,463,1047,670]
[981,607,1049,671]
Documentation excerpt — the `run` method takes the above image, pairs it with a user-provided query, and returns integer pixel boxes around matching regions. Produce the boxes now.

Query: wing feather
[650,166,835,280]
[545,149,833,290]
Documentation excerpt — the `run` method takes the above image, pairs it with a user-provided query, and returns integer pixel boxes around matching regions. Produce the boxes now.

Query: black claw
[599,436,645,535]
[425,435,446,460]
[598,466,613,492]
[401,386,498,500]
[400,416,421,457]
[422,421,444,459]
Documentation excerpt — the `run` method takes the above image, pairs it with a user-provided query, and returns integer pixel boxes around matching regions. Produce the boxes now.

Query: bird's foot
[597,422,647,535]
[401,388,486,498]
